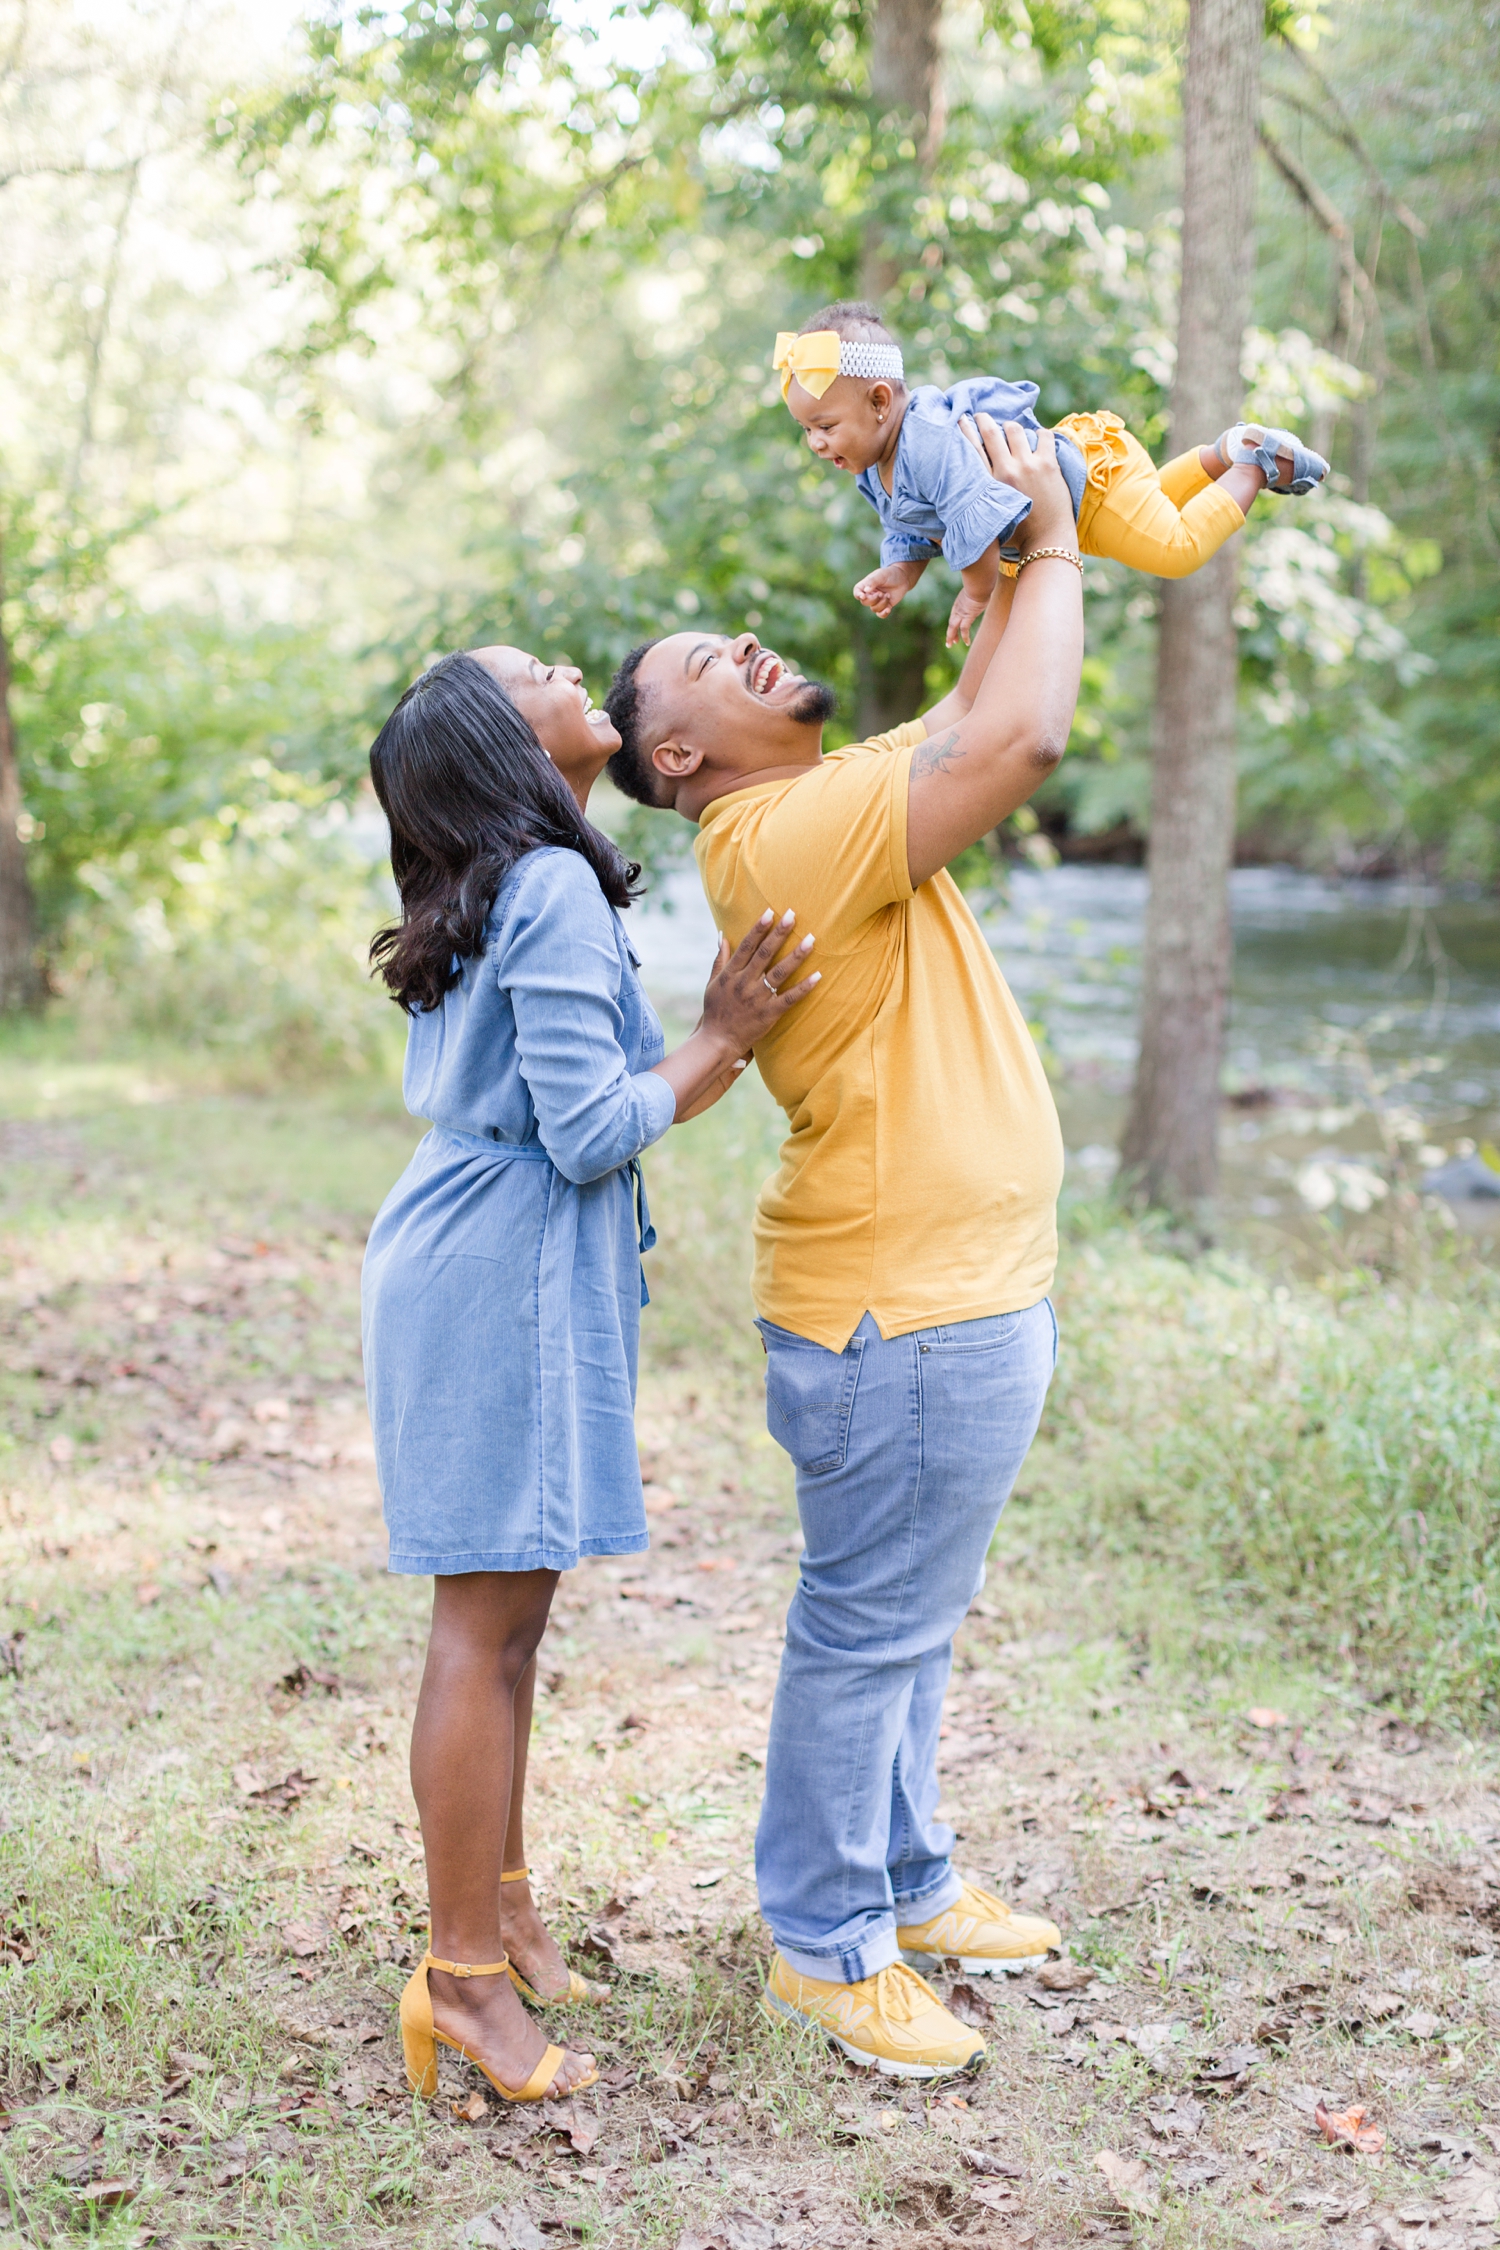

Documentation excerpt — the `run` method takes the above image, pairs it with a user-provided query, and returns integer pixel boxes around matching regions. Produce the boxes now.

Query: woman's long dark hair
[369,651,640,1015]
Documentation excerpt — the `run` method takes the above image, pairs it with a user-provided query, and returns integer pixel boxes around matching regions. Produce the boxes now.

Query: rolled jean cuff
[892,1867,964,1921]
[777,1925,902,1986]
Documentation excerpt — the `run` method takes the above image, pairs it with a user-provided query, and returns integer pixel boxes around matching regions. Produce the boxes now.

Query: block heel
[396,1948,596,2104]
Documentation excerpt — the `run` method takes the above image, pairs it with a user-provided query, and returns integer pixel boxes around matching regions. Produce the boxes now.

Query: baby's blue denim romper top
[361,846,674,1574]
[856,376,1088,568]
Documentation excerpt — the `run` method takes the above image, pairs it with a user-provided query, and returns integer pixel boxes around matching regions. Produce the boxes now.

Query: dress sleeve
[494,852,676,1185]
[908,412,1034,569]
[881,527,944,567]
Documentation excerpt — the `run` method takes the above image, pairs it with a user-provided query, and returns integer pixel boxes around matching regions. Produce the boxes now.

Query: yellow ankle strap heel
[398,1948,595,2103]
[499,1869,603,2008]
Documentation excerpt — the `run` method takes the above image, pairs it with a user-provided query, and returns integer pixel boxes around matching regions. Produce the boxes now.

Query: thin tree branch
[0,157,140,192]
[1258,118,1383,360]
[1277,43,1430,239]
[1268,83,1430,244]
[66,157,141,496]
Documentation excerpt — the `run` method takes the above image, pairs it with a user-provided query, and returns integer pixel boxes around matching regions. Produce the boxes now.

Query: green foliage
[4,500,391,1071]
[1037,1237,1500,1724]
[6,0,1497,1067]
[228,0,1493,881]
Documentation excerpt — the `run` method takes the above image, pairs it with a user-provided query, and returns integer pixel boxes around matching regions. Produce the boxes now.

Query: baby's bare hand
[854,559,927,620]
[945,588,989,649]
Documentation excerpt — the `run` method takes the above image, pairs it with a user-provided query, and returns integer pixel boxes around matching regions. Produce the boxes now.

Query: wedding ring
[762,975,777,992]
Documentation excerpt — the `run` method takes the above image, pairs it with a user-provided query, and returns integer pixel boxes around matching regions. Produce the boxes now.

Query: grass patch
[1,1022,1497,2245]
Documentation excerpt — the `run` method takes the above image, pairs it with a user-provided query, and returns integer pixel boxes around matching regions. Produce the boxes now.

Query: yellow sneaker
[897,1879,1060,1976]
[762,1954,986,2080]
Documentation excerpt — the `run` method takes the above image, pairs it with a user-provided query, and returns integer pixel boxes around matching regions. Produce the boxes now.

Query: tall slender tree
[1119,0,1263,1214]
[855,0,946,737]
[0,526,43,1012]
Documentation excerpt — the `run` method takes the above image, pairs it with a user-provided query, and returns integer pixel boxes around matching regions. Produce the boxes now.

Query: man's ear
[651,739,704,779]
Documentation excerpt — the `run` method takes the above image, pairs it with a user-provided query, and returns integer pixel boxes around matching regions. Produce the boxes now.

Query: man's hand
[904,417,1083,889]
[957,414,1076,548]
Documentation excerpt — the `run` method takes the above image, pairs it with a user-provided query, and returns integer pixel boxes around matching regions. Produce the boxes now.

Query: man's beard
[791,679,837,725]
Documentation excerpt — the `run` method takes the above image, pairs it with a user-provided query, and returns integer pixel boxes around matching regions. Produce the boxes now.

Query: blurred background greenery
[1,0,1494,1068]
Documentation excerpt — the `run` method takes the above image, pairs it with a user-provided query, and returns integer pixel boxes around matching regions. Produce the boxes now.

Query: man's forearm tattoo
[912,728,966,778]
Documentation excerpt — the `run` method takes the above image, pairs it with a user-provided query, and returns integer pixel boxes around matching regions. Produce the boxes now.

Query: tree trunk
[853,0,946,725]
[0,526,44,1013]
[860,0,945,300]
[854,610,934,738]
[1118,0,1261,1217]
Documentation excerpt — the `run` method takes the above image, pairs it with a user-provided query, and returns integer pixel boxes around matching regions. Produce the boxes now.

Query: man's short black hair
[800,300,903,355]
[604,641,663,806]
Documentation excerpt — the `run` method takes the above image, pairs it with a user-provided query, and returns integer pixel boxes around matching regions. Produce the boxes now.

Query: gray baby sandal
[1217,421,1329,495]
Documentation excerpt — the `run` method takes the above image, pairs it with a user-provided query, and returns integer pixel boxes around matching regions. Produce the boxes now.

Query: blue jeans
[753,1301,1058,1984]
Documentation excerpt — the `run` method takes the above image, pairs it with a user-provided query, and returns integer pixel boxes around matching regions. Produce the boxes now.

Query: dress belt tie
[438,1127,656,1302]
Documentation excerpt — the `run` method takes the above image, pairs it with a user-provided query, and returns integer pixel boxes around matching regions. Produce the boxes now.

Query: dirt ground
[2,1085,1499,2249]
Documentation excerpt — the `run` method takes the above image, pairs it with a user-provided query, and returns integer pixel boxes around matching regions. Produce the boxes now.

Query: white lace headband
[838,342,905,383]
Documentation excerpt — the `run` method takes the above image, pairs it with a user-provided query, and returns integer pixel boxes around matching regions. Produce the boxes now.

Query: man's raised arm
[904,419,1084,889]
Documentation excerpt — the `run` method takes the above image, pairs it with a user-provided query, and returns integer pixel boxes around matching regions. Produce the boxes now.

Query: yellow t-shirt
[693,719,1064,1351]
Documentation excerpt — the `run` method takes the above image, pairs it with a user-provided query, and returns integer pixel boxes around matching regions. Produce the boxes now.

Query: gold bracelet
[1017,546,1084,572]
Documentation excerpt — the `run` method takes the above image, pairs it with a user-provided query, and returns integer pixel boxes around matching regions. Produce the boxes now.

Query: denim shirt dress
[361,846,675,1575]
[856,378,1088,568]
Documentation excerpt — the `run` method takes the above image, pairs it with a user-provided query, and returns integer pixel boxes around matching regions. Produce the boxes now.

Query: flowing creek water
[632,862,1500,1262]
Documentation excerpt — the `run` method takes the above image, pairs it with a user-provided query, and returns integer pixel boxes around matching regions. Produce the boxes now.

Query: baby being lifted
[775,301,1329,646]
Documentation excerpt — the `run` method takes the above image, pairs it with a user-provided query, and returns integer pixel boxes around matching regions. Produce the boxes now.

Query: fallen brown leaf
[78,2179,137,2208]
[1148,2095,1205,2142]
[1361,1992,1403,2021]
[1441,2168,1500,2223]
[1094,2149,1159,2216]
[281,1920,327,1959]
[961,2149,1024,2178]
[453,2089,489,2123]
[277,1662,341,1700]
[947,1979,994,2026]
[1036,1957,1094,1992]
[247,1767,316,1812]
[540,2099,599,2156]
[1316,2102,1385,2155]
[1246,1707,1290,1729]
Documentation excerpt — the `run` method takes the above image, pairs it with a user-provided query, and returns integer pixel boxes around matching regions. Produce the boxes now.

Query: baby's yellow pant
[1057,411,1246,580]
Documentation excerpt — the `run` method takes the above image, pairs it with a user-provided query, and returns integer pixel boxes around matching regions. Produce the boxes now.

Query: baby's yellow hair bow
[773,330,842,401]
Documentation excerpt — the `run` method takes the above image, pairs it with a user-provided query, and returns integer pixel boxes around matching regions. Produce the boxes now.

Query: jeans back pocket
[756,1319,865,1475]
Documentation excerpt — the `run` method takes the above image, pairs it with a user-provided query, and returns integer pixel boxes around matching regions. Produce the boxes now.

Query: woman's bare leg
[410,1570,594,2094]
[498,1654,577,2000]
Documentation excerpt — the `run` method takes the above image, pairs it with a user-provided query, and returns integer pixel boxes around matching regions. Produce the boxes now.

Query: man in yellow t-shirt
[604,420,1085,2079]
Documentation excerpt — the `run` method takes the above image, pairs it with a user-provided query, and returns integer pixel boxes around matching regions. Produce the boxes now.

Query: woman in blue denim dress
[362,648,817,2106]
